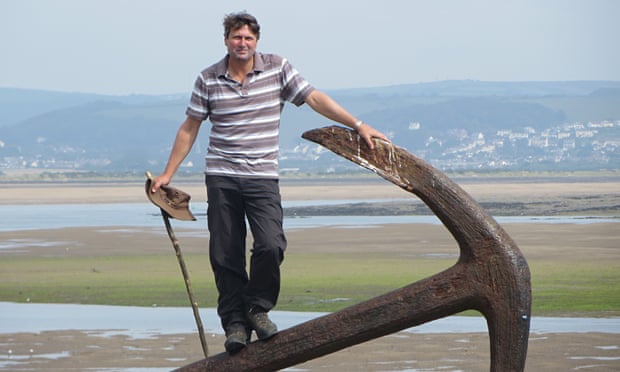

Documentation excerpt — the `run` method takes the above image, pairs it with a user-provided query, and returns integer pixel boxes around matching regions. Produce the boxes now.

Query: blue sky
[1,0,618,95]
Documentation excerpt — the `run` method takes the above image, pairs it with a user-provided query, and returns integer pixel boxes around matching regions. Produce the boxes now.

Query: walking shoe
[224,323,249,354]
[247,307,278,340]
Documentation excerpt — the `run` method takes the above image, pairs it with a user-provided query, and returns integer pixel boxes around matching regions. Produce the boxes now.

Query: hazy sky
[2,0,618,95]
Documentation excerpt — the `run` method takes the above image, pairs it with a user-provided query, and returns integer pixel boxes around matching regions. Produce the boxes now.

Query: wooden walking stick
[145,172,208,358]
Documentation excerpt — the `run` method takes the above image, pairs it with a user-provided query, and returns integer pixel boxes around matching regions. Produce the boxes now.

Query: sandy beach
[2,178,620,206]
[1,178,619,371]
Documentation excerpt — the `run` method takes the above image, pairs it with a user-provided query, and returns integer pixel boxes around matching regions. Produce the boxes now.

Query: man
[150,12,388,354]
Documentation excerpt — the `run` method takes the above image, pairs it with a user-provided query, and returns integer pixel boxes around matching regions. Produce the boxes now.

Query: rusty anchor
[175,125,531,371]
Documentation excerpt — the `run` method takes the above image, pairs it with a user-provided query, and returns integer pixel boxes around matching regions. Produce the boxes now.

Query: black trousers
[205,175,286,330]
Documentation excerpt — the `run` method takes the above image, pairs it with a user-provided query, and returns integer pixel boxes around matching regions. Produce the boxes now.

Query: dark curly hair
[223,12,260,39]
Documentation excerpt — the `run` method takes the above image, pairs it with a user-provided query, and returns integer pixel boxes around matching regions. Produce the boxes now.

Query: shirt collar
[216,52,264,78]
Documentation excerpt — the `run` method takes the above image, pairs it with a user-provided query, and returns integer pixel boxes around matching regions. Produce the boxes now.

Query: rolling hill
[1,80,619,174]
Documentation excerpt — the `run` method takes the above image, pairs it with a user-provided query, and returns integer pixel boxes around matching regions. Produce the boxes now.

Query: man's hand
[150,174,172,193]
[356,122,390,150]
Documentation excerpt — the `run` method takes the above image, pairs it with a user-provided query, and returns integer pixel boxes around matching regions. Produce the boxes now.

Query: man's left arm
[305,90,389,149]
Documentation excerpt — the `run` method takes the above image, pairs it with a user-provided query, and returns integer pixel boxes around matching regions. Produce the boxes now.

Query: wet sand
[3,330,619,371]
[1,179,619,370]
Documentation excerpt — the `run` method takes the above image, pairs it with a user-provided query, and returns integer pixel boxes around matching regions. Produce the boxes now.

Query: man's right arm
[150,116,202,192]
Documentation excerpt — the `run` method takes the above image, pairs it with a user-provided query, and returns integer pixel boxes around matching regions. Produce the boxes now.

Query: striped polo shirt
[186,52,315,178]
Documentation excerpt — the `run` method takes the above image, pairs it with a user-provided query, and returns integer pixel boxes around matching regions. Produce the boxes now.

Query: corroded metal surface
[175,126,531,372]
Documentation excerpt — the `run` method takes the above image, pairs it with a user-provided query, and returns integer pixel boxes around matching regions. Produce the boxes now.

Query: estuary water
[1,302,619,337]
[1,200,617,232]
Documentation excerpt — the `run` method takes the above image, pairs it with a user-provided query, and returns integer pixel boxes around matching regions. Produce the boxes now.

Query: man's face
[225,25,258,62]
